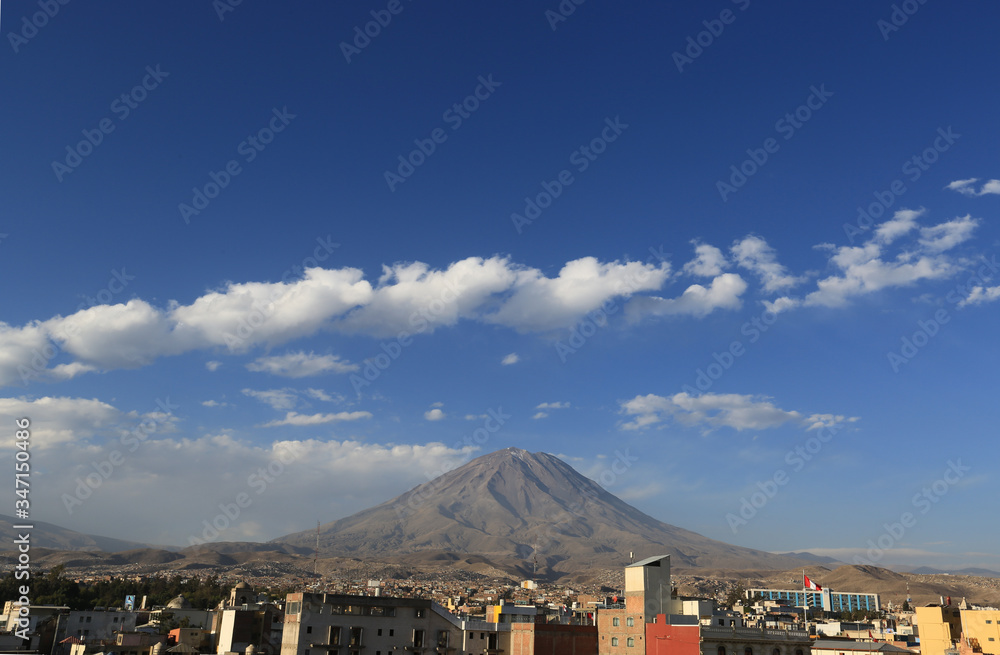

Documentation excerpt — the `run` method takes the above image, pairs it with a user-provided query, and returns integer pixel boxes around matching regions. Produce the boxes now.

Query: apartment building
[280,593,464,655]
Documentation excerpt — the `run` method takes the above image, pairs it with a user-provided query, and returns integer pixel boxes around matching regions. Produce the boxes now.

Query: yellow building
[915,606,962,655]
[960,609,1000,655]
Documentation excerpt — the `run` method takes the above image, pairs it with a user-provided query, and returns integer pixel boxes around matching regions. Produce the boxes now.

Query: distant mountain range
[0,514,162,552]
[272,447,813,576]
[8,449,998,583]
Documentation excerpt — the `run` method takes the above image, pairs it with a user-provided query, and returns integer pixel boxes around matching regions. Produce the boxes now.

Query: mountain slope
[0,514,169,552]
[274,448,811,574]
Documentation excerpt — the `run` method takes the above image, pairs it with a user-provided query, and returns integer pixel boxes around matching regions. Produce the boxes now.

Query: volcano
[273,447,808,576]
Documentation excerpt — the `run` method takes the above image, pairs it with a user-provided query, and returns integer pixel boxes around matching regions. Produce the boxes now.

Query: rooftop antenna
[314,521,320,579]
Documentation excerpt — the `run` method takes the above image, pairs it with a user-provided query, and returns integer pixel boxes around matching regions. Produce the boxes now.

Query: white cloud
[205,360,222,372]
[0,322,53,386]
[873,208,922,245]
[802,210,976,308]
[201,400,224,407]
[170,267,373,350]
[682,242,728,278]
[619,392,855,433]
[424,408,446,421]
[731,236,804,293]
[304,388,342,403]
[260,411,372,427]
[501,353,520,365]
[626,273,747,320]
[246,351,358,377]
[487,257,671,332]
[959,285,1000,307]
[0,396,177,450]
[241,388,298,411]
[763,296,798,314]
[0,256,681,387]
[536,402,569,410]
[918,215,978,253]
[338,257,516,337]
[532,412,548,420]
[947,178,1000,197]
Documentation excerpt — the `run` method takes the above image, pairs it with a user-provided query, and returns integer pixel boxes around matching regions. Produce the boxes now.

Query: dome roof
[167,595,193,609]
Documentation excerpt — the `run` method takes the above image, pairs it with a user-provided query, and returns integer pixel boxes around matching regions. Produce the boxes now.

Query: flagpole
[803,570,807,625]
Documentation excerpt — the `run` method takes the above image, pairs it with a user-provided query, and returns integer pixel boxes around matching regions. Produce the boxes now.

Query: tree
[725,582,748,609]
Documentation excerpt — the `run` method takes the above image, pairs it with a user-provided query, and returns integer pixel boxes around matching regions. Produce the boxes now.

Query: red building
[645,617,700,655]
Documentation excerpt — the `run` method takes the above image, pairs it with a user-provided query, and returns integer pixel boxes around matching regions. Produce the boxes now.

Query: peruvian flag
[804,574,822,591]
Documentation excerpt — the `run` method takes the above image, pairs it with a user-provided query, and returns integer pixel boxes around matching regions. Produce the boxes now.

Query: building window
[612,638,619,646]
[988,621,993,625]
[330,627,341,645]
[413,630,425,648]
[613,618,620,627]
[627,618,634,627]
[389,630,394,637]
[350,627,363,646]
[307,627,313,634]
[795,650,804,655]
[744,648,753,655]
[773,649,780,655]
[627,638,635,647]
[416,609,426,618]
[718,648,726,655]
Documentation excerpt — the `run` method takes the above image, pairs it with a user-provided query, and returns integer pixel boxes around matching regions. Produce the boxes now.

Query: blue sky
[2,1,999,571]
